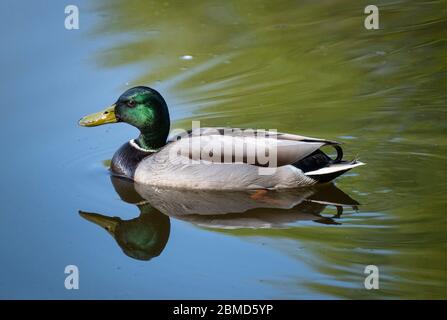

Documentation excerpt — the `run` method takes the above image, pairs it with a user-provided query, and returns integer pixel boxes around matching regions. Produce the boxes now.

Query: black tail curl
[293,144,344,173]
[332,145,343,163]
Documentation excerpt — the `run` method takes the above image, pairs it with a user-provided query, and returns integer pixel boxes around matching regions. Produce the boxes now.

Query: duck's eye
[127,100,136,107]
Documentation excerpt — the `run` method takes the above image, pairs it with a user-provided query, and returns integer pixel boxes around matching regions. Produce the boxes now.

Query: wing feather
[167,132,326,167]
[167,127,340,145]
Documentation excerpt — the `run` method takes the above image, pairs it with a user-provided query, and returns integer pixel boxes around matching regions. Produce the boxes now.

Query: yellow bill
[78,104,117,127]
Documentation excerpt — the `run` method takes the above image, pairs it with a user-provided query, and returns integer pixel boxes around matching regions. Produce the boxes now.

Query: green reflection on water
[89,0,447,298]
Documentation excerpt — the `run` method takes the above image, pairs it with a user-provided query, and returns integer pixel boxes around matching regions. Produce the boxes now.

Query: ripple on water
[55,145,117,206]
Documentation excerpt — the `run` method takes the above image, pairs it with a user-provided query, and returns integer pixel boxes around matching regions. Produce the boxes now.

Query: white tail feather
[305,161,365,176]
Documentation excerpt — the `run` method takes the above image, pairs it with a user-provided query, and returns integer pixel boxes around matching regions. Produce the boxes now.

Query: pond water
[0,0,446,299]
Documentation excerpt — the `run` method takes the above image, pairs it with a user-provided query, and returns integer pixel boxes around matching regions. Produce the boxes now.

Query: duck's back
[118,128,364,190]
[134,149,315,190]
[133,136,317,190]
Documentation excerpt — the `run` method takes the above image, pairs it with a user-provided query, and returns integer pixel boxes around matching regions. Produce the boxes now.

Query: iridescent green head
[79,86,170,150]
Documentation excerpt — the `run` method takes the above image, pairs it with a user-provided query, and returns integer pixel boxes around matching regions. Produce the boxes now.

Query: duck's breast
[111,141,154,179]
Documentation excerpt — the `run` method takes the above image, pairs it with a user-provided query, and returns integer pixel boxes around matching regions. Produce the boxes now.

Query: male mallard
[79,86,364,189]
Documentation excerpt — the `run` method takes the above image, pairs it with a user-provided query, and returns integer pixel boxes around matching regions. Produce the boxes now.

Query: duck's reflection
[79,176,359,261]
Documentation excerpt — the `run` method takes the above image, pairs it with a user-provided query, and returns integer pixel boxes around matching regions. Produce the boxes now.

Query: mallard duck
[79,86,364,189]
